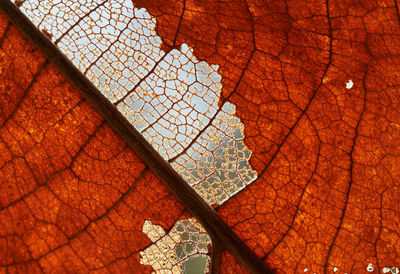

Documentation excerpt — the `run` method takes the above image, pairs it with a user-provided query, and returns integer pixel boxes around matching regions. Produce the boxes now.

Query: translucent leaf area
[0,13,192,272]
[10,0,400,272]
[19,0,259,272]
[140,218,211,273]
[21,0,257,207]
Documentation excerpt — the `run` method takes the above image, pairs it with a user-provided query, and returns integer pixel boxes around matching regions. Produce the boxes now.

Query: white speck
[383,267,391,273]
[304,268,308,272]
[367,263,374,272]
[346,80,354,89]
[392,267,399,274]
[334,267,338,272]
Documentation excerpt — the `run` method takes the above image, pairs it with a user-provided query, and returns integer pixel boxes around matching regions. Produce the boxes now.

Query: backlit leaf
[1,0,400,272]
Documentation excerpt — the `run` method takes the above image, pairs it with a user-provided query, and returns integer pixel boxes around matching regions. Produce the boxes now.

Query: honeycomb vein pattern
[140,218,211,273]
[21,0,258,207]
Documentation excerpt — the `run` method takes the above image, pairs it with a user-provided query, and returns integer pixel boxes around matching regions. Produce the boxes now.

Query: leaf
[140,218,212,272]
[19,0,259,209]
[129,0,400,272]
[1,0,400,273]
[0,13,189,272]
[220,251,250,274]
[0,2,270,273]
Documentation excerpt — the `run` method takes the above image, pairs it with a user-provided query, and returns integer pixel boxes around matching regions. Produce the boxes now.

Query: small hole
[346,80,354,89]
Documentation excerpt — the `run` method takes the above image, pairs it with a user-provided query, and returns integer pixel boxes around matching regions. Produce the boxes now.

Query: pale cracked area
[140,219,211,273]
[171,102,257,205]
[20,0,257,272]
[21,0,257,208]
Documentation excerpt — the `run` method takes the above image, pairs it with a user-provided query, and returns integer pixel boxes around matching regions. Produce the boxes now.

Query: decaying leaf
[1,0,400,273]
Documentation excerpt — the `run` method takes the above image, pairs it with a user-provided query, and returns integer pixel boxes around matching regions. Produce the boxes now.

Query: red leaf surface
[0,13,189,272]
[130,0,400,272]
[1,0,400,273]
[220,251,249,274]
